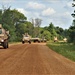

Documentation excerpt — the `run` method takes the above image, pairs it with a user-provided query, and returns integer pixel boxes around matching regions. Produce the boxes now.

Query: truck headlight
[1,40,4,42]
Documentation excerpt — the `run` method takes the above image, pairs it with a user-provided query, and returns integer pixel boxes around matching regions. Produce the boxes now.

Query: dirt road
[0,43,75,75]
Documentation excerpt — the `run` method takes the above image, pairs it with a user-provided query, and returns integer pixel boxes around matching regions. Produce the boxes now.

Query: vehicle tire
[38,41,40,43]
[34,40,36,43]
[22,41,25,44]
[29,41,31,44]
[3,40,8,49]
[7,42,9,48]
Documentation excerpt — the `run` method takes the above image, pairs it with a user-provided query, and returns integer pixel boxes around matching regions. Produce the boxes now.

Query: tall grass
[47,42,75,61]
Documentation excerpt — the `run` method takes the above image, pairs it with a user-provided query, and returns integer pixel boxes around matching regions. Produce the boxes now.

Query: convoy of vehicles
[0,24,47,49]
[22,33,47,44]
[0,24,46,49]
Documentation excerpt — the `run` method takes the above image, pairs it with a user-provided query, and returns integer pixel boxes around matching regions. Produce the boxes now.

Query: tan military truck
[40,38,47,42]
[0,24,10,49]
[54,36,58,42]
[22,33,31,44]
[31,37,41,43]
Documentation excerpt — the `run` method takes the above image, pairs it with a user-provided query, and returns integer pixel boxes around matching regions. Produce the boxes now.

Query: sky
[0,0,74,29]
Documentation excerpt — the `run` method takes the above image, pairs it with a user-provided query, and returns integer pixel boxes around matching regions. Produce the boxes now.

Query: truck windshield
[0,29,2,34]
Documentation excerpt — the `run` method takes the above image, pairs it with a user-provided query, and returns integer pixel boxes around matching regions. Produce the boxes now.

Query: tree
[0,9,2,23]
[42,30,51,41]
[48,22,57,40]
[15,21,34,41]
[32,18,42,37]
[24,21,34,35]
[55,26,64,40]
[68,25,75,44]
[39,28,51,41]
[34,18,42,27]
[69,0,75,44]
[72,0,75,7]
[1,8,17,41]
[0,7,27,42]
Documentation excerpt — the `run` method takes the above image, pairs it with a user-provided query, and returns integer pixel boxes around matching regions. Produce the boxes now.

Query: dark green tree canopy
[0,7,27,42]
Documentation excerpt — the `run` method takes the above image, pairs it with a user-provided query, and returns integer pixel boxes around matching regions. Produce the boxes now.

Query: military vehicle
[54,36,58,42]
[63,38,67,42]
[40,38,47,42]
[0,24,10,49]
[31,37,41,43]
[22,33,31,44]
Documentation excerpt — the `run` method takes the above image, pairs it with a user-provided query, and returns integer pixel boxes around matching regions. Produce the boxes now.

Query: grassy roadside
[47,42,75,61]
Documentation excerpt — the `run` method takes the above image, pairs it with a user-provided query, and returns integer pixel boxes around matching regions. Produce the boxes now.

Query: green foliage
[39,28,51,41]
[0,7,71,43]
[0,10,2,23]
[10,9,27,25]
[33,27,39,37]
[44,23,57,40]
[42,30,51,40]
[25,21,34,35]
[70,1,75,44]
[0,7,67,42]
[48,22,57,36]
[0,7,27,42]
[55,27,64,35]
[44,22,66,40]
[68,23,75,44]
[15,22,33,41]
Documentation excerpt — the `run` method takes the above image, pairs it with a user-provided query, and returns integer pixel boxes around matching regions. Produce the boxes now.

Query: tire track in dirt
[0,44,30,74]
[0,43,75,75]
[9,44,48,75]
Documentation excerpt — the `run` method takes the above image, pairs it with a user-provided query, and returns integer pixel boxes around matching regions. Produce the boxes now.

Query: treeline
[0,7,33,42]
[0,7,75,44]
[44,22,75,44]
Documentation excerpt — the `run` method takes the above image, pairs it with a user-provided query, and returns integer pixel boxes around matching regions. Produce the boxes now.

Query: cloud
[41,8,56,16]
[63,12,71,17]
[0,0,15,3]
[53,12,72,29]
[43,0,61,3]
[66,1,72,7]
[0,0,72,29]
[26,2,46,10]
[64,1,73,10]
[16,8,28,16]
[16,8,41,21]
[41,11,72,29]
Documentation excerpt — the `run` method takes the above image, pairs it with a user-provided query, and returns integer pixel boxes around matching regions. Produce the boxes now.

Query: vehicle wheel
[3,40,8,49]
[7,42,9,48]
[29,41,31,44]
[38,41,40,43]
[34,40,36,43]
[22,41,25,44]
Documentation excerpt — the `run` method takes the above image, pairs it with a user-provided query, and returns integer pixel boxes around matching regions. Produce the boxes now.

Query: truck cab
[0,24,10,49]
[22,33,31,44]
